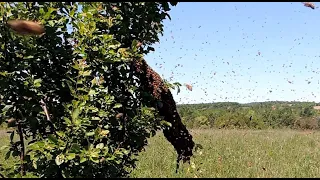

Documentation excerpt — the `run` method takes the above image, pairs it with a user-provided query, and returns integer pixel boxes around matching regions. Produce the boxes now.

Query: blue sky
[144,2,320,104]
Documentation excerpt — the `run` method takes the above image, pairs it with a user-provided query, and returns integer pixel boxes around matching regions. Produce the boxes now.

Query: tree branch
[17,121,25,176]
[40,99,56,135]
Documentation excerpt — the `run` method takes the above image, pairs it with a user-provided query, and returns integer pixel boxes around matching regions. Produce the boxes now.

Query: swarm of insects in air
[302,2,317,9]
[7,20,45,36]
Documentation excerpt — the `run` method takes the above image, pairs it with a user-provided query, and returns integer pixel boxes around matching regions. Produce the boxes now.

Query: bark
[17,122,25,176]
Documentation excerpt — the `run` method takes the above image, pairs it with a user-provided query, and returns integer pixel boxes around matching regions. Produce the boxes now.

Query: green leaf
[32,160,38,169]
[86,131,95,137]
[96,143,104,149]
[90,151,99,158]
[63,117,72,126]
[0,71,9,76]
[103,146,109,155]
[48,20,55,27]
[33,79,42,88]
[90,157,99,163]
[39,7,44,15]
[106,17,114,27]
[56,131,66,138]
[66,153,76,160]
[2,105,13,112]
[113,103,122,109]
[160,120,172,127]
[23,55,34,60]
[131,39,139,49]
[104,95,114,104]
[70,144,81,153]
[80,156,87,163]
[98,110,109,117]
[69,8,75,17]
[72,107,80,121]
[44,7,57,19]
[81,70,91,77]
[89,106,99,113]
[47,153,53,161]
[78,21,86,34]
[77,87,88,93]
[115,160,122,164]
[91,116,101,121]
[76,79,83,85]
[106,156,115,161]
[88,89,97,96]
[100,130,109,136]
[48,134,58,144]
[122,149,129,155]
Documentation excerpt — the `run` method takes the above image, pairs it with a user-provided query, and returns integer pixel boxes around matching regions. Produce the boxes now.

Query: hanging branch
[40,99,56,135]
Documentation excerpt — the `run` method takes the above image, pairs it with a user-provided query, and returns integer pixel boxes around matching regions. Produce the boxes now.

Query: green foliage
[300,105,315,117]
[178,101,320,130]
[163,79,182,95]
[193,116,210,129]
[0,2,178,178]
[105,2,177,54]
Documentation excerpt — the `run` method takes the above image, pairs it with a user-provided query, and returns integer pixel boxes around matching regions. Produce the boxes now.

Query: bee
[302,2,316,9]
[185,83,192,91]
[7,20,45,36]
[115,113,123,119]
[6,118,17,127]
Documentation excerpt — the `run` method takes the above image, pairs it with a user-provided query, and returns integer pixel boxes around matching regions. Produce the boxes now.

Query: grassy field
[131,129,320,178]
[2,129,320,178]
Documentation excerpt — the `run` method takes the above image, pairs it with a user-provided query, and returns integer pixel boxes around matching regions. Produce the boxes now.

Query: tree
[0,2,193,178]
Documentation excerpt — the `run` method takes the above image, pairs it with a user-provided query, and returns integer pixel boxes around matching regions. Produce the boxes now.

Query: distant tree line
[177,101,320,130]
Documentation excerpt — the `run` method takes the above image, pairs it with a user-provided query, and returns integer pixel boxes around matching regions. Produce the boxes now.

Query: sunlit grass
[0,129,19,174]
[1,128,320,178]
[131,129,320,178]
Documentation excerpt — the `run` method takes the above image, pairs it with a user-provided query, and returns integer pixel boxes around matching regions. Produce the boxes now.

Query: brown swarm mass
[132,58,195,165]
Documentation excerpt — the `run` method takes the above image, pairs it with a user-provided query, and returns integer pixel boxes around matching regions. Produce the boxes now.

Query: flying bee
[185,83,192,91]
[302,2,317,9]
[7,20,45,36]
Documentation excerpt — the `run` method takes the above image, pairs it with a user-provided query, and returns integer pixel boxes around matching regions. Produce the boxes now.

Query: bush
[193,116,210,129]
[177,103,319,130]
[294,117,319,130]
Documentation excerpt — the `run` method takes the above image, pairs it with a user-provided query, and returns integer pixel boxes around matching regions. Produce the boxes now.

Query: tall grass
[131,129,320,178]
[1,129,320,177]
